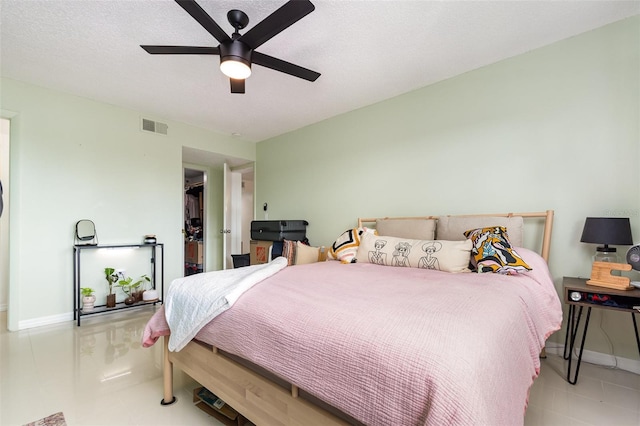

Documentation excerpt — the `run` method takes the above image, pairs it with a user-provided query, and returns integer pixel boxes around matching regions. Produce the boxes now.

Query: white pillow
[295,241,320,265]
[355,233,472,273]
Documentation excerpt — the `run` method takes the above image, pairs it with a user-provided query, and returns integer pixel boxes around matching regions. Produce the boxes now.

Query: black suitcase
[251,220,308,241]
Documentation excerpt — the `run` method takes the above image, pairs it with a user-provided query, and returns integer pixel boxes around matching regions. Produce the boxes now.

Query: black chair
[231,254,250,268]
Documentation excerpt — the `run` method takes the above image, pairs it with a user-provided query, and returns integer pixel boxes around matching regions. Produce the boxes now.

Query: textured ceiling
[1,1,639,143]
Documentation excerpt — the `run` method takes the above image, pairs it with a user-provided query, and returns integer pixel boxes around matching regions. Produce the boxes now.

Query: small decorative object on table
[80,287,96,312]
[143,289,159,302]
[75,219,98,246]
[144,234,157,244]
[587,261,633,290]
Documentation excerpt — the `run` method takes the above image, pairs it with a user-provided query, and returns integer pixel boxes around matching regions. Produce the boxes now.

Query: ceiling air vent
[141,118,168,135]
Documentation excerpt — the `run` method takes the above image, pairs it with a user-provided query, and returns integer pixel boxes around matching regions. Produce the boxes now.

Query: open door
[223,163,242,269]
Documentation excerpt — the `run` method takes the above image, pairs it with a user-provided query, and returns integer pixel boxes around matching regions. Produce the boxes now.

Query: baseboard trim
[18,312,73,330]
[545,345,640,375]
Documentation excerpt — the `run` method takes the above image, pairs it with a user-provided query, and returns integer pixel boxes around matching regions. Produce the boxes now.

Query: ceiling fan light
[220,58,252,79]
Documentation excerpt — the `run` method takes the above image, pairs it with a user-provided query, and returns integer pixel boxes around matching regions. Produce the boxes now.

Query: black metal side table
[562,276,640,384]
[73,243,164,325]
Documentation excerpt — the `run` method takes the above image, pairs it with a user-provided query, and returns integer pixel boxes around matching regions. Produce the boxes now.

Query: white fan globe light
[220,59,251,79]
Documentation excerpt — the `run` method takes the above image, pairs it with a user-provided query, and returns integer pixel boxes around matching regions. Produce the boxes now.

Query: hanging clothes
[185,194,199,222]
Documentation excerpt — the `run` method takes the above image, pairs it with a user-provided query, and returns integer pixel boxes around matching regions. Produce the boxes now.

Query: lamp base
[586,261,633,291]
[594,248,618,263]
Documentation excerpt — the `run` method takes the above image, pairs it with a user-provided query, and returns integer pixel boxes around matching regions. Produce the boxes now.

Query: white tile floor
[526,353,640,426]
[0,308,222,426]
[1,309,639,426]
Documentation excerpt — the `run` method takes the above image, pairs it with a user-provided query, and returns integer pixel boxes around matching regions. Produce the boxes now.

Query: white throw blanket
[165,257,287,351]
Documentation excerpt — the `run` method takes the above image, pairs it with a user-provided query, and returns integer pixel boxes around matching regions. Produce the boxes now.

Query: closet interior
[184,169,204,276]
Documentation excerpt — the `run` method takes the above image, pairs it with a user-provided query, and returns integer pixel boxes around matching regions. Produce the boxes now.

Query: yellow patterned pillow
[463,226,531,275]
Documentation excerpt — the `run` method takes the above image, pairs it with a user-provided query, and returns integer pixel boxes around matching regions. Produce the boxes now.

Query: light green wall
[257,17,640,359]
[0,77,254,330]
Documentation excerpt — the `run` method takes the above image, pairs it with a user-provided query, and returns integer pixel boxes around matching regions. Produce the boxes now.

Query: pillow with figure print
[355,233,472,273]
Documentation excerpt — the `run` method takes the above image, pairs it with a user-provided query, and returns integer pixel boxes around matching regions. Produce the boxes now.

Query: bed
[143,210,562,425]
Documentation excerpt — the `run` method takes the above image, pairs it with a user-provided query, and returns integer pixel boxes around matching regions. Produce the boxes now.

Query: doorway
[184,168,205,276]
[182,146,254,272]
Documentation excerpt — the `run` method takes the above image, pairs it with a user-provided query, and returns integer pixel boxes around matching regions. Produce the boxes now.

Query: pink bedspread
[143,248,562,425]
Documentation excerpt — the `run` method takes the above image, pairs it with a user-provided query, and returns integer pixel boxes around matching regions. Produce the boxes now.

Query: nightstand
[562,276,640,384]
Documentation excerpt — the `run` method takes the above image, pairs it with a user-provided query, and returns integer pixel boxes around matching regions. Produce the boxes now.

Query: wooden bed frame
[160,210,555,425]
[358,210,554,263]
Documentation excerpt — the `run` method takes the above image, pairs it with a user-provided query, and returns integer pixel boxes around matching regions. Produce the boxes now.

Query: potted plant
[104,267,119,308]
[133,274,151,302]
[117,274,150,305]
[80,287,96,312]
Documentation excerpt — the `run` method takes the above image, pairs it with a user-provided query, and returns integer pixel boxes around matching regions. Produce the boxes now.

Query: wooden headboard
[358,210,554,263]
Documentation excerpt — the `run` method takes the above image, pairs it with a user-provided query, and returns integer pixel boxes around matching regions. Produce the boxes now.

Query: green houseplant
[104,267,119,308]
[80,287,96,312]
[117,274,150,305]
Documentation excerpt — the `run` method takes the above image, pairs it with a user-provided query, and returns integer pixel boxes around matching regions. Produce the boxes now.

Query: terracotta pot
[106,293,116,308]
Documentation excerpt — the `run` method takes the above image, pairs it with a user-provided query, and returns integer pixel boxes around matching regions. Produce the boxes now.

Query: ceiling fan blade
[230,79,245,94]
[252,51,320,82]
[238,0,315,50]
[141,45,220,55]
[176,0,230,44]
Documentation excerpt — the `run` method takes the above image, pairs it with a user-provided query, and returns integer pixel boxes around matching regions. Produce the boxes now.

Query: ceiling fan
[140,0,320,94]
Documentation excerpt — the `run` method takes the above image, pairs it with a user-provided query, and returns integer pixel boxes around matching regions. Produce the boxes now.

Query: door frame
[1,117,10,313]
[182,146,254,271]
[183,165,207,275]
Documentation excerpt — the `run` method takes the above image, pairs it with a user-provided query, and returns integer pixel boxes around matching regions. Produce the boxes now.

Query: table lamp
[580,217,634,290]
[580,217,633,262]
